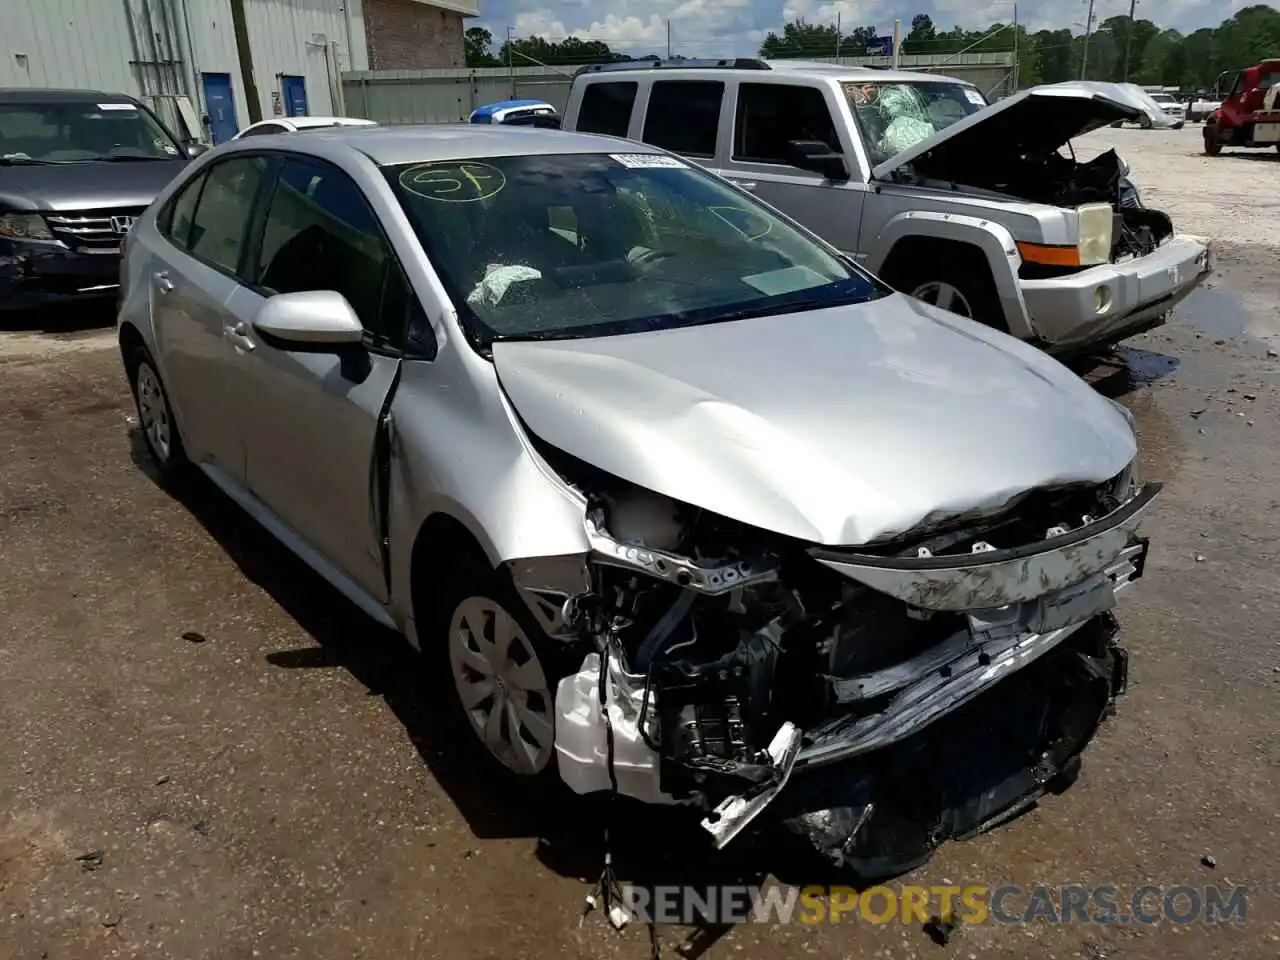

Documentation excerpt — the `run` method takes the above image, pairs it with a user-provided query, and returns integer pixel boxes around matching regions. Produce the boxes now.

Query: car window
[576,82,637,137]
[734,84,840,165]
[159,171,207,248]
[254,156,404,348]
[386,152,885,351]
[642,81,723,157]
[241,123,288,137]
[186,155,270,275]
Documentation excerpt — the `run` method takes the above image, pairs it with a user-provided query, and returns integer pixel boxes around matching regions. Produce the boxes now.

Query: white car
[1148,92,1186,122]
[232,116,377,139]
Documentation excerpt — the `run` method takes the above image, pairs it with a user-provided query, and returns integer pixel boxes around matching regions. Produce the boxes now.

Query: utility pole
[506,24,514,98]
[1121,0,1138,81]
[1080,0,1097,81]
[1012,1,1019,90]
[666,19,671,59]
[835,12,841,60]
[228,0,262,123]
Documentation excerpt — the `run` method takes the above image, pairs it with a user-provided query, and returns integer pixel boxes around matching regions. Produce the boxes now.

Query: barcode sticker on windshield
[963,89,986,106]
[97,103,138,111]
[610,153,686,169]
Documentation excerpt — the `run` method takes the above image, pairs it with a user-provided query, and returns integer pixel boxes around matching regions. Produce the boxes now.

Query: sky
[474,0,1278,59]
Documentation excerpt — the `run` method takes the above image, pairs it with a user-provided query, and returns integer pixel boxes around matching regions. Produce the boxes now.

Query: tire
[1204,129,1222,156]
[127,346,189,482]
[1139,114,1153,130]
[887,249,1006,331]
[439,573,569,781]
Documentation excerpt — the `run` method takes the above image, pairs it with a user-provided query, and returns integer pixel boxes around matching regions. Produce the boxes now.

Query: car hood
[493,293,1137,547]
[872,82,1141,183]
[0,159,186,212]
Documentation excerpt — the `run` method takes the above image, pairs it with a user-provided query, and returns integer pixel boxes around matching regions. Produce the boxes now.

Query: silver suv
[562,59,1212,353]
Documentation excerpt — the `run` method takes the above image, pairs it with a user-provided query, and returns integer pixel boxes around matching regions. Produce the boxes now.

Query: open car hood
[872,82,1140,183]
[493,293,1136,547]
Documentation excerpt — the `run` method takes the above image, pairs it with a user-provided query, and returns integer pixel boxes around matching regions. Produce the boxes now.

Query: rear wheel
[127,346,189,482]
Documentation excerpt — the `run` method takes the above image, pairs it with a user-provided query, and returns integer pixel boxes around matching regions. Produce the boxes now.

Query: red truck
[1203,59,1280,155]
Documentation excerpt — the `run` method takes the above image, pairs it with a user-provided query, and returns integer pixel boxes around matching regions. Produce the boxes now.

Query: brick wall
[365,0,466,70]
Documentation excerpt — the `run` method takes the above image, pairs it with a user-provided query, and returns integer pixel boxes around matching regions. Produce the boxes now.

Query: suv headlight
[1076,202,1113,266]
[0,213,57,242]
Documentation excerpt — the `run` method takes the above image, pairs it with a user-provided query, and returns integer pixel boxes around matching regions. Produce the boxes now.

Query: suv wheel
[909,280,977,319]
[129,347,189,480]
[1204,130,1222,156]
[446,586,560,777]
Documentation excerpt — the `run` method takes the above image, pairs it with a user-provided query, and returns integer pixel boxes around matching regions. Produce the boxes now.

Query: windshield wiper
[89,154,176,162]
[0,155,62,166]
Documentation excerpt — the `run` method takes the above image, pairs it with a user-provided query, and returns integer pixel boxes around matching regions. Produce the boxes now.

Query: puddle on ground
[1177,287,1252,341]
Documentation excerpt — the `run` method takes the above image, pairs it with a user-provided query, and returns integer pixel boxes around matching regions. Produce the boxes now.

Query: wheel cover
[910,281,974,318]
[448,595,555,775]
[136,363,171,463]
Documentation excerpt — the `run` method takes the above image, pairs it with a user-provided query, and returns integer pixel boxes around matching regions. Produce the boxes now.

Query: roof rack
[574,58,771,76]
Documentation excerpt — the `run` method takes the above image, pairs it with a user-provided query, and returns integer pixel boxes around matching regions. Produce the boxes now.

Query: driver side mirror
[253,290,365,348]
[184,139,210,158]
[786,139,849,181]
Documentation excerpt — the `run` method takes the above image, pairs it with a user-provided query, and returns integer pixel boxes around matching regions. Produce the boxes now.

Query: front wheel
[445,584,561,778]
[1204,130,1223,156]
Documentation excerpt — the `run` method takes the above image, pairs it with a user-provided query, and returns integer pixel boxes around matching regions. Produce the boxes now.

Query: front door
[201,73,238,144]
[281,76,308,117]
[721,81,866,255]
[148,154,273,481]
[234,154,406,599]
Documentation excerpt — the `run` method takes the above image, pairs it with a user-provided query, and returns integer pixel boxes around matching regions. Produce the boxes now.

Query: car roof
[0,87,138,104]
[282,115,377,128]
[269,123,657,165]
[575,58,969,87]
[765,59,968,85]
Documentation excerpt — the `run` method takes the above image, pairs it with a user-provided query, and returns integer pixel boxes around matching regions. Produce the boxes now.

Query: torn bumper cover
[549,482,1159,871]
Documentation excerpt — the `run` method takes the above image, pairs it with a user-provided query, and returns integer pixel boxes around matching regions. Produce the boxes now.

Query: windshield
[0,101,182,163]
[845,81,987,165]
[1151,94,1178,104]
[386,152,885,349]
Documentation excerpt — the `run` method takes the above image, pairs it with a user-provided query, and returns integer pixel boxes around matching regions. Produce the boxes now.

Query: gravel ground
[1,125,1278,960]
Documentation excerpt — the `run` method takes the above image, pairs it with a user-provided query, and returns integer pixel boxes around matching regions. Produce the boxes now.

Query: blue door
[201,73,238,144]
[281,76,308,117]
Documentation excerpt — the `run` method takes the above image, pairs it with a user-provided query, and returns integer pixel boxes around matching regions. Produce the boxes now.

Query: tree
[759,18,875,58]
[496,35,624,67]
[901,13,936,54]
[464,26,498,67]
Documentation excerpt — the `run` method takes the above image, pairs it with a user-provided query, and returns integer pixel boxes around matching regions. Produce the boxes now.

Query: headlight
[1076,202,1113,266]
[0,213,57,242]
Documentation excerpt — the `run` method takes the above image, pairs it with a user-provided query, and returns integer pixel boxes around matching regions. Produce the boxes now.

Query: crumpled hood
[493,293,1137,547]
[0,159,186,212]
[873,82,1140,183]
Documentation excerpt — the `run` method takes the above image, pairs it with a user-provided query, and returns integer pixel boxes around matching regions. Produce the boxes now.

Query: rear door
[722,81,866,254]
[148,154,273,481]
[230,154,413,600]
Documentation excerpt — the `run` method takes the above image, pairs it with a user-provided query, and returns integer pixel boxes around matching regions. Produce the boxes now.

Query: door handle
[225,321,255,353]
[153,271,174,293]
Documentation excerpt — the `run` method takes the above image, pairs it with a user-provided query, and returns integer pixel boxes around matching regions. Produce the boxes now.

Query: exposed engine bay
[514,443,1158,875]
[933,146,1176,271]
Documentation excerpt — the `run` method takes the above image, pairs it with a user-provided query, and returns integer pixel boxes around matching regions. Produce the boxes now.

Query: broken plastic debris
[700,721,801,849]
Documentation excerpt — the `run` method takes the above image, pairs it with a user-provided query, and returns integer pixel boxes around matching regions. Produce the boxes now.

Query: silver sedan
[117,125,1158,872]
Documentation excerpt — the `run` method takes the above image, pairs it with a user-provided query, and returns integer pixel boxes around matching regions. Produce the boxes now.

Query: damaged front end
[511,455,1158,876]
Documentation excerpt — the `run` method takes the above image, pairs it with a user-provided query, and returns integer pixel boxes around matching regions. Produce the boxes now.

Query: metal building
[0,0,479,143]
